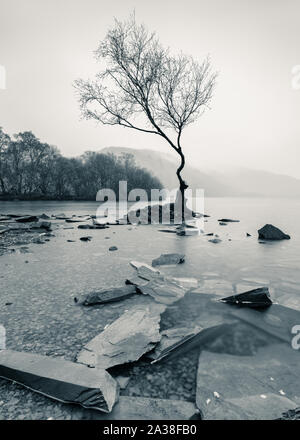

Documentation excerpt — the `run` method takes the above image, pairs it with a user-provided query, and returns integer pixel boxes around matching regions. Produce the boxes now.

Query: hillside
[101,146,300,198]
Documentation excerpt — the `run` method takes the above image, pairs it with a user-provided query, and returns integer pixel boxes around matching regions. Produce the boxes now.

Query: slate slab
[83,285,138,305]
[196,344,300,420]
[77,302,166,369]
[0,349,118,413]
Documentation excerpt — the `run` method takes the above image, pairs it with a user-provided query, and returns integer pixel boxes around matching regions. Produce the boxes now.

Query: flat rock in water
[158,229,177,234]
[78,223,109,229]
[77,302,166,369]
[229,303,300,344]
[193,279,234,296]
[130,261,162,282]
[66,216,91,223]
[171,277,198,289]
[93,224,109,229]
[83,285,138,305]
[129,263,197,291]
[31,220,52,231]
[138,278,187,305]
[152,253,185,267]
[217,218,240,223]
[77,224,91,229]
[80,236,92,242]
[76,396,200,420]
[258,224,290,240]
[196,344,300,420]
[54,213,70,220]
[125,276,150,288]
[15,215,38,223]
[39,213,50,219]
[0,349,118,413]
[219,287,272,309]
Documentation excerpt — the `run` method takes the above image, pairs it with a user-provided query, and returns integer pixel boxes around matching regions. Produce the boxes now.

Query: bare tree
[75,15,217,222]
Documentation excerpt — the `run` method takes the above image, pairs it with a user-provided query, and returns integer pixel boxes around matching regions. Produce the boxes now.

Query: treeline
[0,128,162,200]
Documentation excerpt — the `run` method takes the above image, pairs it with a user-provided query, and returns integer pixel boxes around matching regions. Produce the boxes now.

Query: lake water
[1,197,300,310]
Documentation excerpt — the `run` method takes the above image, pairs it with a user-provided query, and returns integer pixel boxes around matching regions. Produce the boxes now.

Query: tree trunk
[176,148,188,223]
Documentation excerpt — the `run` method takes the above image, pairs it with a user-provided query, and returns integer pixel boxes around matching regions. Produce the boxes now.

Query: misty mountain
[101,146,300,198]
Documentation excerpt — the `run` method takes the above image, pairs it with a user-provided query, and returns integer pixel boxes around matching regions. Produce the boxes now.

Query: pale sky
[1,0,300,177]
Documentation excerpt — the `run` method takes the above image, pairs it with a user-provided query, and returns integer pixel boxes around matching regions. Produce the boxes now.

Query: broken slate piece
[147,326,202,362]
[125,276,149,288]
[130,261,162,282]
[83,285,138,305]
[138,278,186,305]
[148,323,233,364]
[196,344,300,420]
[258,224,290,240]
[77,302,166,369]
[152,253,185,267]
[0,349,118,413]
[219,287,272,309]
[15,215,38,223]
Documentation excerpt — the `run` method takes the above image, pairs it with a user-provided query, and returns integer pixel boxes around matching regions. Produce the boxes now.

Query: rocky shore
[0,209,299,420]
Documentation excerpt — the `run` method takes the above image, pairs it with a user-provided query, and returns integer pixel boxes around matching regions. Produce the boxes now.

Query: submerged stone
[208,238,222,244]
[229,303,300,344]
